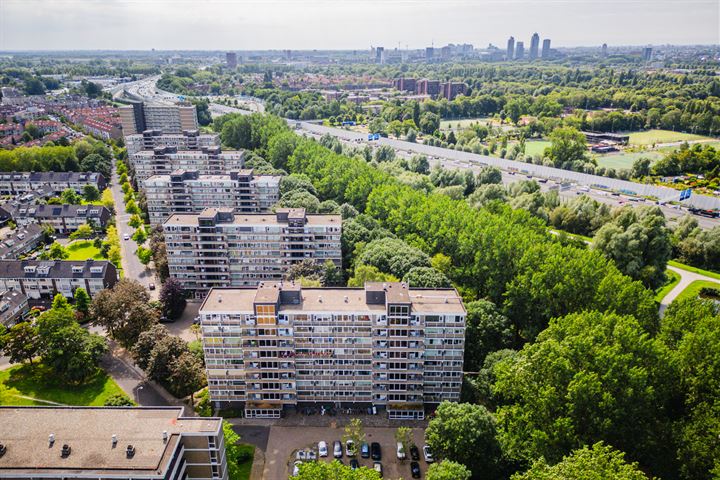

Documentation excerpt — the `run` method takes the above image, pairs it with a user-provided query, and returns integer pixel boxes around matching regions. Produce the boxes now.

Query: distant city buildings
[393,78,466,100]
[0,259,118,300]
[643,47,653,61]
[144,169,280,225]
[375,46,385,64]
[529,33,540,59]
[507,36,515,60]
[515,41,525,59]
[226,52,238,69]
[542,39,552,59]
[602,43,608,57]
[118,102,198,135]
[0,406,228,480]
[199,281,466,419]
[416,79,441,96]
[392,78,417,92]
[440,82,467,100]
[163,208,342,299]
[425,47,434,60]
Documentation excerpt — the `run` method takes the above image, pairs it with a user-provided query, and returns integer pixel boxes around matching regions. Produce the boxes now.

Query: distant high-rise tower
[506,36,515,60]
[226,52,237,69]
[529,33,540,59]
[643,47,653,61]
[602,43,608,57]
[376,46,385,64]
[426,47,434,61]
[541,39,551,59]
[515,41,525,59]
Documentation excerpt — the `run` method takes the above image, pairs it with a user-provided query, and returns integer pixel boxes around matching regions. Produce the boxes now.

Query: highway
[108,75,720,229]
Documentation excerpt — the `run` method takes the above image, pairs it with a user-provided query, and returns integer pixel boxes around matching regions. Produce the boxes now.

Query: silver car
[333,441,343,458]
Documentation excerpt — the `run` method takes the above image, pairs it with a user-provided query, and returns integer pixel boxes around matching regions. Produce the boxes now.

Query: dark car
[361,442,370,458]
[410,461,421,478]
[410,445,420,461]
[350,459,359,470]
[371,442,381,460]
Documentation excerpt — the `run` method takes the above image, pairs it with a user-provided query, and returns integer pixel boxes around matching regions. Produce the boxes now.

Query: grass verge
[654,269,681,302]
[0,363,125,406]
[668,260,720,280]
[674,280,720,304]
[237,444,255,480]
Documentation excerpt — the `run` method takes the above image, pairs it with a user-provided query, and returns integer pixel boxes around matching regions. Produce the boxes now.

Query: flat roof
[200,285,465,314]
[0,407,221,476]
[163,213,341,227]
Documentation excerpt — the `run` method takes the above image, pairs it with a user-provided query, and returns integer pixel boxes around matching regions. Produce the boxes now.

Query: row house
[0,171,106,196]
[7,204,111,235]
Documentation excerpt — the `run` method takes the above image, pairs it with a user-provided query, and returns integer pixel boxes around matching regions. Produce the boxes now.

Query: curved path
[659,265,720,316]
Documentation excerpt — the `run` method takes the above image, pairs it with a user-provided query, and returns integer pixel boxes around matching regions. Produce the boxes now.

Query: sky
[1,0,719,51]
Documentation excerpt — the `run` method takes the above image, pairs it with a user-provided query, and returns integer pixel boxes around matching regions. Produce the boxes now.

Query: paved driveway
[261,425,427,480]
[659,265,720,316]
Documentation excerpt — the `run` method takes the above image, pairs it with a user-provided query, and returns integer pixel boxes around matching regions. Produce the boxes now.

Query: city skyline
[1,0,718,51]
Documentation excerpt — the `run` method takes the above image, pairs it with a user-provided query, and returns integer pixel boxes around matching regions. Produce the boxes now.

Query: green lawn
[237,444,255,480]
[655,269,681,302]
[0,363,126,406]
[674,280,720,304]
[668,260,720,280]
[595,150,663,170]
[66,240,105,261]
[629,130,713,146]
[440,117,494,130]
[524,140,552,157]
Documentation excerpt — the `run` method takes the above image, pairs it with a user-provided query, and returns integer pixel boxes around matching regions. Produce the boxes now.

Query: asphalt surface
[659,266,720,317]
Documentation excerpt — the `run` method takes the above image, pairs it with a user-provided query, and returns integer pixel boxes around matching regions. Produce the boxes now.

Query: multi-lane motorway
[108,76,720,229]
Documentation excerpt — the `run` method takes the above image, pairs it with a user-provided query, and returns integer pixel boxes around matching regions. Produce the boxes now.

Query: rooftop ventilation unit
[0,444,6,457]
[162,431,168,443]
[111,434,117,447]
[126,444,136,458]
[60,444,71,458]
[48,433,55,446]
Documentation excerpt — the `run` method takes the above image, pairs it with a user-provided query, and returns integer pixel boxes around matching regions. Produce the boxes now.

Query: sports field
[595,151,664,170]
[628,129,713,146]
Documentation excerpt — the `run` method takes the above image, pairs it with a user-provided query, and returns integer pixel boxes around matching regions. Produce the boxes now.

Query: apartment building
[126,129,221,155]
[0,171,106,196]
[0,289,29,326]
[199,281,466,419]
[0,259,118,300]
[440,82,467,101]
[130,146,245,182]
[145,170,280,225]
[163,208,341,299]
[0,224,44,260]
[0,406,228,480]
[8,204,111,235]
[119,102,199,135]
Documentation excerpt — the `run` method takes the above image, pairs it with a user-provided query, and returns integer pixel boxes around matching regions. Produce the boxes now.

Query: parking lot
[260,425,428,479]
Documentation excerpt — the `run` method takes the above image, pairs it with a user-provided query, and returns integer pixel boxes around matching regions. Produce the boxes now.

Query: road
[110,162,158,299]
[659,266,720,316]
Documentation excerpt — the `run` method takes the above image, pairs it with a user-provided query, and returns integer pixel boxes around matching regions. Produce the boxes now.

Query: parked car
[148,282,155,290]
[423,445,434,463]
[345,440,356,457]
[333,441,342,458]
[123,233,130,240]
[318,441,328,457]
[410,461,421,478]
[292,460,302,476]
[371,442,382,460]
[396,442,406,460]
[295,450,306,461]
[307,449,317,461]
[374,462,383,477]
[360,442,370,458]
[350,459,359,470]
[410,445,420,461]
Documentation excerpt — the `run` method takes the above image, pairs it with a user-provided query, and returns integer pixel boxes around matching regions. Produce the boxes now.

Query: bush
[104,393,134,406]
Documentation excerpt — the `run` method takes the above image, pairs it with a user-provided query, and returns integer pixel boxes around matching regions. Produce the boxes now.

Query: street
[109,162,158,300]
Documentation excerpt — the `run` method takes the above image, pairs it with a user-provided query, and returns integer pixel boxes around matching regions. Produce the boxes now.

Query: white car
[396,442,406,460]
[333,441,343,458]
[295,450,306,461]
[423,445,434,463]
[345,440,356,457]
[307,449,317,461]
[318,441,328,457]
[123,233,130,240]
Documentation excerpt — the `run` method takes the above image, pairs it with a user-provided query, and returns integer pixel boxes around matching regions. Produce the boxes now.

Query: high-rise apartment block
[125,129,221,155]
[375,47,385,64]
[129,146,245,182]
[145,170,281,225]
[119,102,199,135]
[541,38,552,59]
[529,32,540,59]
[199,281,466,419]
[602,43,608,57]
[226,52,238,69]
[163,208,342,299]
[440,82,467,101]
[0,406,228,480]
[506,36,515,60]
[515,41,525,59]
[643,47,653,61]
[416,79,441,96]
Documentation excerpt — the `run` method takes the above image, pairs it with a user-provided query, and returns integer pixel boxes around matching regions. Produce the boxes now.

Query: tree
[169,351,205,398]
[279,173,317,197]
[101,188,115,211]
[512,442,648,480]
[343,418,366,451]
[395,426,413,459]
[70,223,94,240]
[125,199,140,215]
[136,246,153,266]
[357,238,430,278]
[60,188,82,204]
[425,402,503,477]
[91,279,159,347]
[419,112,441,134]
[128,214,143,229]
[296,460,381,479]
[0,321,40,365]
[276,190,320,213]
[82,184,100,202]
[132,323,170,371]
[374,145,396,162]
[347,265,398,287]
[592,206,672,289]
[494,311,677,477]
[73,287,91,317]
[631,157,652,178]
[322,260,344,286]
[408,155,430,174]
[544,127,587,168]
[476,166,503,185]
[426,460,472,480]
[402,267,451,288]
[463,300,514,372]
[267,131,298,170]
[104,393,134,406]
[160,277,187,320]
[40,241,68,260]
[132,227,147,245]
